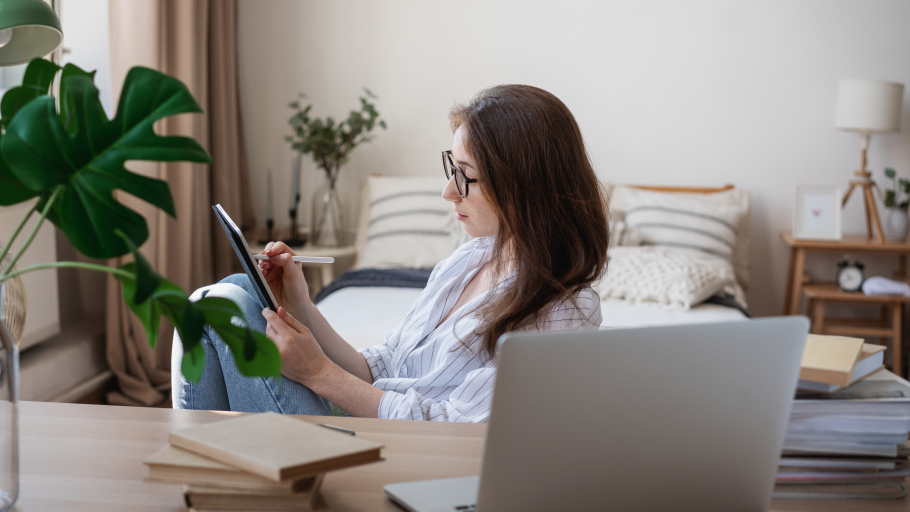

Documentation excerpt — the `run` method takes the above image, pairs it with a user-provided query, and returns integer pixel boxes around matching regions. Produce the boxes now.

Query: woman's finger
[262,308,295,338]
[265,241,297,257]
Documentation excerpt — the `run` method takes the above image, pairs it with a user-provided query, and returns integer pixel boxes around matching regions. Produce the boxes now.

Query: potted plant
[286,90,386,246]
[0,59,281,381]
[883,167,910,242]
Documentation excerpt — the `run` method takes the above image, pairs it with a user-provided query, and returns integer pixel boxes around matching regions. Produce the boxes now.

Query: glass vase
[311,180,346,247]
[884,208,910,242]
[0,279,19,511]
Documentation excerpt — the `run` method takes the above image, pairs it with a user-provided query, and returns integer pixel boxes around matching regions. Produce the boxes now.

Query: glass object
[442,150,477,198]
[311,180,346,247]
[0,279,18,511]
[885,208,910,242]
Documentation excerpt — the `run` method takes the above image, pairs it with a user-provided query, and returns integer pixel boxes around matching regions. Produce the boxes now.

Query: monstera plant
[0,59,280,382]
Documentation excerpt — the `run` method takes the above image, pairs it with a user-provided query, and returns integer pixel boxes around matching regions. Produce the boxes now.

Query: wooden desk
[780,231,910,315]
[13,401,909,511]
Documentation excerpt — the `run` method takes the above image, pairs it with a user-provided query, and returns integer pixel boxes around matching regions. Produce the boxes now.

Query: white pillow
[609,220,642,247]
[594,246,738,310]
[608,185,751,289]
[354,175,462,269]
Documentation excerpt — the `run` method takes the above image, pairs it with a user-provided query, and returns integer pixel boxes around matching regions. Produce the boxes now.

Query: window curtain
[106,0,255,406]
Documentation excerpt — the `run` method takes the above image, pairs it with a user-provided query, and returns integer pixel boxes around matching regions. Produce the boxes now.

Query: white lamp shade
[835,79,904,133]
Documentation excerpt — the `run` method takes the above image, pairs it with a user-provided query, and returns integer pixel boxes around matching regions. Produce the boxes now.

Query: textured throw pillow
[608,185,751,288]
[355,175,462,269]
[594,246,739,310]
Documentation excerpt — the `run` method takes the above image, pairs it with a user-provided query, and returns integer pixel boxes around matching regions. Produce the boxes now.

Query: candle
[289,152,302,215]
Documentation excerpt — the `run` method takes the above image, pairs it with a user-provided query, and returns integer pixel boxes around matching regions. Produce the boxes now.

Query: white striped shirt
[358,236,602,422]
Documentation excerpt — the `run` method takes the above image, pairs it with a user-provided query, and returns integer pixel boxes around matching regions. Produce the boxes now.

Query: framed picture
[793,185,842,240]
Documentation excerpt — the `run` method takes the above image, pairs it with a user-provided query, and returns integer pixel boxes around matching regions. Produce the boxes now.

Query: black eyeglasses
[442,150,478,198]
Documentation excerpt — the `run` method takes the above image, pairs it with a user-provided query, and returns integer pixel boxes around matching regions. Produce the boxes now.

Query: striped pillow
[609,220,642,247]
[611,187,745,261]
[355,175,462,269]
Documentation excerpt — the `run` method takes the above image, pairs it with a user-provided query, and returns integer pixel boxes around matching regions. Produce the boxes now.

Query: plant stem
[0,207,35,273]
[2,185,63,274]
[0,261,132,282]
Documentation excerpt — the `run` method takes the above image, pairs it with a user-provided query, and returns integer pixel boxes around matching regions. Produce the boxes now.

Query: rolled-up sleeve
[358,345,394,382]
[377,366,497,422]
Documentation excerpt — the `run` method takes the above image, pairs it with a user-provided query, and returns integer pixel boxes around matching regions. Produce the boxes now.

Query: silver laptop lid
[477,317,808,512]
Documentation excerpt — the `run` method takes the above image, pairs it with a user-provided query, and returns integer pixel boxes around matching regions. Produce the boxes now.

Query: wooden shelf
[802,283,910,304]
[780,231,910,252]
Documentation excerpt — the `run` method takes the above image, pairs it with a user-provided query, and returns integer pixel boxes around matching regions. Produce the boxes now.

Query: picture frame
[793,185,842,240]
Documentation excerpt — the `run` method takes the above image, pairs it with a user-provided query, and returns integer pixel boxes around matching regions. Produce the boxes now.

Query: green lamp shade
[0,0,62,66]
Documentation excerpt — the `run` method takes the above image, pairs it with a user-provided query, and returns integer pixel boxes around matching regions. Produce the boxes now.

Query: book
[798,335,884,390]
[169,412,384,482]
[144,445,315,494]
[184,474,325,511]
[798,342,886,394]
[779,457,906,471]
[773,481,907,499]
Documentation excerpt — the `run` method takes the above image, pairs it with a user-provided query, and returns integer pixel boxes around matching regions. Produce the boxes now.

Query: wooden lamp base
[842,169,884,243]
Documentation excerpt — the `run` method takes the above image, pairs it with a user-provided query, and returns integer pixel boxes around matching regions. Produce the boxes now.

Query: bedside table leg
[893,304,903,376]
[811,300,825,334]
[789,248,807,315]
[783,248,797,315]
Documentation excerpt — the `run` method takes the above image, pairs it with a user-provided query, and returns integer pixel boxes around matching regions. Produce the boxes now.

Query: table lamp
[835,79,904,243]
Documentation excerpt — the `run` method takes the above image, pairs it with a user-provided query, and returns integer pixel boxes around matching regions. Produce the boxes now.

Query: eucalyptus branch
[3,185,63,274]
[0,261,132,282]
[0,207,35,273]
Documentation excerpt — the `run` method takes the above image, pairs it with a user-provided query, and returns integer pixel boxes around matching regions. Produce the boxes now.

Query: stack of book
[775,334,910,499]
[144,412,384,511]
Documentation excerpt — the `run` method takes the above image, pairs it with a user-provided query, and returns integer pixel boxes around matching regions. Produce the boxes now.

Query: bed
[317,176,751,351]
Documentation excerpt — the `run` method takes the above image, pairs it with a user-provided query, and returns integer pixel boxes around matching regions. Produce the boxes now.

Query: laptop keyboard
[454,505,476,512]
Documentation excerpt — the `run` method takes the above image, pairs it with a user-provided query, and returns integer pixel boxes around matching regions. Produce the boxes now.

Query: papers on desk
[775,369,910,499]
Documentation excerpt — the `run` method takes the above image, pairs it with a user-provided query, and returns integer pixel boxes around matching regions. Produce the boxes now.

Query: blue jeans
[171,274,333,415]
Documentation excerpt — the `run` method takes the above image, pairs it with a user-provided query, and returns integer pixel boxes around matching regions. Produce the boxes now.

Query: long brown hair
[449,84,609,363]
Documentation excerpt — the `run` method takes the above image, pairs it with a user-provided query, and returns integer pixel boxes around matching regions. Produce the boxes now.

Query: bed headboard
[626,184,735,194]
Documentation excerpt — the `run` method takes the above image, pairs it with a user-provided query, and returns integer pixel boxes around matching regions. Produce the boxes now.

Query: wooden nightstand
[780,232,910,315]
[780,231,910,374]
[802,283,910,375]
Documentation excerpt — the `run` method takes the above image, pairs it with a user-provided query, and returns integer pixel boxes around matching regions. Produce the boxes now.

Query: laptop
[384,317,809,512]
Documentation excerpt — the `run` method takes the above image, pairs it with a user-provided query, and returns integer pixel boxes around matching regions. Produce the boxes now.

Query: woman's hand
[263,306,385,418]
[258,241,311,319]
[263,306,334,386]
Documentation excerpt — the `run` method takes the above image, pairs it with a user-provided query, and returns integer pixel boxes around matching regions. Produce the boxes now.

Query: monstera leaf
[114,232,280,383]
[0,59,281,384]
[1,62,211,259]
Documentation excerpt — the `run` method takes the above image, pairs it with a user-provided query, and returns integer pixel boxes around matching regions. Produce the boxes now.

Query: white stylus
[253,254,334,263]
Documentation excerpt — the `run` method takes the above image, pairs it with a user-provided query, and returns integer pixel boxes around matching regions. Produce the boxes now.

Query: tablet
[212,204,278,311]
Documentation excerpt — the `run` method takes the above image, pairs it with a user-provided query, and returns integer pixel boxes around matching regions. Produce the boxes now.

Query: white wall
[60,0,113,115]
[237,0,910,317]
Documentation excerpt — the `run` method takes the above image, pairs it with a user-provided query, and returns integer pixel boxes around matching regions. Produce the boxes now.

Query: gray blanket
[315,268,750,317]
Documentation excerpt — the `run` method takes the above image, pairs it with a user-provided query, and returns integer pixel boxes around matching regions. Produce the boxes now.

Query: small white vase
[884,208,910,242]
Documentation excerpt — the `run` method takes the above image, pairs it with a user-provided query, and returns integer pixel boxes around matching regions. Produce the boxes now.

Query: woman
[172,84,609,422]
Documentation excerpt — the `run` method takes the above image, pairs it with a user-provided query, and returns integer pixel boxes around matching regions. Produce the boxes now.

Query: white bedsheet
[317,286,747,351]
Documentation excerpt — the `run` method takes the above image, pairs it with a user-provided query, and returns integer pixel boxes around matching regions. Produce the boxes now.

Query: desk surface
[14,401,909,511]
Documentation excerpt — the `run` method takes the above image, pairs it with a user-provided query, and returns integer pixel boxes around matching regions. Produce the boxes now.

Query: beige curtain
[106,0,255,406]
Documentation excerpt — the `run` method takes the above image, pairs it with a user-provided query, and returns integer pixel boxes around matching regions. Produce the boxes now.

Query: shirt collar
[472,235,496,249]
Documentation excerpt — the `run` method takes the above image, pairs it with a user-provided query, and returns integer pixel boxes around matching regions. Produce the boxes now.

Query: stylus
[253,254,334,263]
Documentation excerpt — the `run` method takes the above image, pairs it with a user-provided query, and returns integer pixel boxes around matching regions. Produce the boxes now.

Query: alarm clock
[836,258,865,292]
